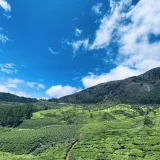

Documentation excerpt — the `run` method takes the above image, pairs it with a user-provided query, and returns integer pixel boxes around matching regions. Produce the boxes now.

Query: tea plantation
[0,103,160,159]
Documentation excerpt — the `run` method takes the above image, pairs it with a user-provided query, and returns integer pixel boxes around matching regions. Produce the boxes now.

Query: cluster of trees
[0,103,36,127]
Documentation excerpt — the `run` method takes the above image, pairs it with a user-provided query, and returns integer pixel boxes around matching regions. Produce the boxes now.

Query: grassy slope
[0,104,160,159]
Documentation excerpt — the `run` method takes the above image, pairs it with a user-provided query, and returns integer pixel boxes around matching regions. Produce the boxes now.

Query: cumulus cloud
[46,85,81,98]
[82,66,142,88]
[69,0,132,52]
[118,0,160,71]
[0,0,11,12]
[90,0,132,50]
[81,0,160,88]
[90,0,160,70]
[92,3,103,15]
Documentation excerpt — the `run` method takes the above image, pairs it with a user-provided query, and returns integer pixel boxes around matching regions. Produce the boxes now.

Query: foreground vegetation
[0,102,160,159]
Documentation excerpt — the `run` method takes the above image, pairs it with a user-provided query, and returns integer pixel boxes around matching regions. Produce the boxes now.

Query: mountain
[0,92,38,103]
[58,67,160,104]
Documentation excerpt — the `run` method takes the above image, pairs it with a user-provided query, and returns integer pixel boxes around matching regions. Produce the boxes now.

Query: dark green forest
[0,103,36,127]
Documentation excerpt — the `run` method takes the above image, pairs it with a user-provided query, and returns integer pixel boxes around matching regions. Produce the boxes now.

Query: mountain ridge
[57,67,160,104]
[0,67,160,104]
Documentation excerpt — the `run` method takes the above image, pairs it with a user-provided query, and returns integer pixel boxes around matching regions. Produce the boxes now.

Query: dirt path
[66,137,82,160]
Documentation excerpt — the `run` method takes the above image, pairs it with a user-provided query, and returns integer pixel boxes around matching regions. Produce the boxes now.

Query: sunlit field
[0,103,160,160]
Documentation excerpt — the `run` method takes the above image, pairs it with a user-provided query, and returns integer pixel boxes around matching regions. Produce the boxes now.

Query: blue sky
[0,0,160,99]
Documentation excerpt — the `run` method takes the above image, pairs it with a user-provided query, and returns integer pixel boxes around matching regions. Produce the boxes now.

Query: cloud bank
[80,0,160,88]
[82,66,142,88]
[0,77,46,98]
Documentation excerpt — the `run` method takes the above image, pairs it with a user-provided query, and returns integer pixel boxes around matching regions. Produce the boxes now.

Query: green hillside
[0,102,160,159]
[0,93,38,103]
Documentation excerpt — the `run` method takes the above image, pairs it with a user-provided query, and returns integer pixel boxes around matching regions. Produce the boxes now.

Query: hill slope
[0,92,38,103]
[58,67,160,104]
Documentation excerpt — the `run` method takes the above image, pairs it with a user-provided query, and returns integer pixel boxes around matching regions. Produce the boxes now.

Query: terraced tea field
[0,104,160,160]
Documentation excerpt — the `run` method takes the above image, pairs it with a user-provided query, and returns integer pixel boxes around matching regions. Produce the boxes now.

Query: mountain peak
[140,67,160,81]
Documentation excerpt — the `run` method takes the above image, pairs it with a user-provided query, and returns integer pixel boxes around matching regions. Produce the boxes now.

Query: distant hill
[58,67,160,104]
[0,92,38,103]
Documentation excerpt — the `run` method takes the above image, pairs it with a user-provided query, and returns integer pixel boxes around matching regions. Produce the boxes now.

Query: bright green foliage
[0,125,80,154]
[0,103,160,159]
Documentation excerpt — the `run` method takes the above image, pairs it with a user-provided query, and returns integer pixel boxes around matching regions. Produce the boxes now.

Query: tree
[0,104,36,127]
[144,116,153,127]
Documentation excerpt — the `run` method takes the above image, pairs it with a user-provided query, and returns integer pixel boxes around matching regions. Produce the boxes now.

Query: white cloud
[26,82,36,88]
[0,84,8,92]
[6,78,24,89]
[90,0,160,71]
[0,81,29,97]
[1,68,15,73]
[68,39,89,54]
[0,83,29,97]
[0,63,17,74]
[0,34,9,43]
[92,3,103,15]
[109,0,116,12]
[75,28,82,37]
[118,0,160,71]
[82,66,142,88]
[6,83,17,88]
[81,0,160,88]
[7,78,24,84]
[48,47,59,55]
[26,81,45,89]
[0,0,11,12]
[69,1,126,53]
[0,77,45,98]
[46,85,81,98]
[5,78,45,90]
[90,0,132,50]
[38,83,45,89]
